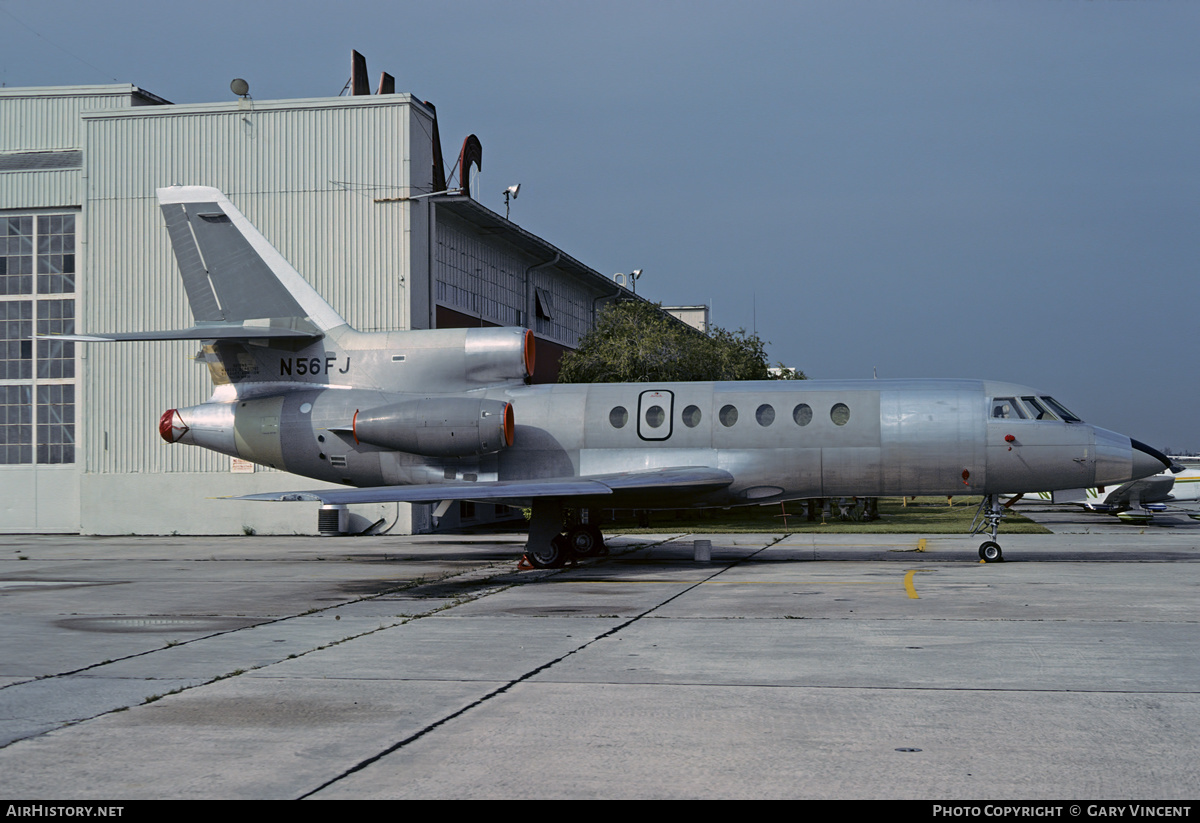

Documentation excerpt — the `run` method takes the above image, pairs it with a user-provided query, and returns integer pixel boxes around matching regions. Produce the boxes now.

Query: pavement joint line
[298,534,787,799]
[0,557,538,748]
[0,540,685,750]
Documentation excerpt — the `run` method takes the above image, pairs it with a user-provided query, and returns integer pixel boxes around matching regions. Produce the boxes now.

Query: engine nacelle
[353,397,515,457]
[374,327,536,391]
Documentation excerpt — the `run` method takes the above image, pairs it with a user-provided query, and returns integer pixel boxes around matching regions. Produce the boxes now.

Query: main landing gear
[971,494,1006,562]
[522,499,607,569]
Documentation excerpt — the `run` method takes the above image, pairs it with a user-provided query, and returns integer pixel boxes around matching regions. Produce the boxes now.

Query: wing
[1093,474,1175,509]
[1163,470,1200,504]
[233,466,735,508]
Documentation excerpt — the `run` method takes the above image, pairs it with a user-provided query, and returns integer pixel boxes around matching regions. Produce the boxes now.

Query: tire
[978,541,1003,562]
[567,525,604,557]
[527,534,569,568]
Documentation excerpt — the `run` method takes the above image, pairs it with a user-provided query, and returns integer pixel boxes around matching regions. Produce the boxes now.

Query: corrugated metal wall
[1,86,162,210]
[82,94,432,478]
[0,169,78,210]
[0,85,158,152]
[436,215,529,327]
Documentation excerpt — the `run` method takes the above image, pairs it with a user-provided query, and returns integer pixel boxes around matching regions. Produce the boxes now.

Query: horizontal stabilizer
[41,324,324,343]
[234,466,735,507]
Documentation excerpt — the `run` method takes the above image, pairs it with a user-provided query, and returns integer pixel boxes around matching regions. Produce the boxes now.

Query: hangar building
[0,80,644,535]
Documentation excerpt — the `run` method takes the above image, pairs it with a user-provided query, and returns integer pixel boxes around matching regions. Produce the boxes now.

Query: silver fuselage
[173,328,1153,508]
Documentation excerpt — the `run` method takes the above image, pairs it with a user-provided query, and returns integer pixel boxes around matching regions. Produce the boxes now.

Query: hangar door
[0,212,80,531]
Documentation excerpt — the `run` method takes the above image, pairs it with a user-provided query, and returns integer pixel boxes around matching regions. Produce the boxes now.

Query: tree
[557,300,805,384]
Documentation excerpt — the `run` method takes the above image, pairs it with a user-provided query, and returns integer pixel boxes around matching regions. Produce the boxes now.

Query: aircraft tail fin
[155,186,346,337]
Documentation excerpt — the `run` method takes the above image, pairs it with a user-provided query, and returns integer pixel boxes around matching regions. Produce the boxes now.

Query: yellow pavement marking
[557,576,931,598]
[903,569,932,599]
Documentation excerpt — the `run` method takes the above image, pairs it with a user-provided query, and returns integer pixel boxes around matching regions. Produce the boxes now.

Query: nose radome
[1131,439,1172,479]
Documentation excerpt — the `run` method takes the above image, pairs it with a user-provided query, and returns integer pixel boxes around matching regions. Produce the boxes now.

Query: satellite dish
[230,78,250,97]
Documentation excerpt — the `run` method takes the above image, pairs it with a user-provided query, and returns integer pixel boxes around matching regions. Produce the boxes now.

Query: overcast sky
[2,0,1197,451]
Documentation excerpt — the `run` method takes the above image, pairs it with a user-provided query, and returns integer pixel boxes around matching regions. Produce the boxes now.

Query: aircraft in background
[57,186,1171,565]
[1004,466,1200,523]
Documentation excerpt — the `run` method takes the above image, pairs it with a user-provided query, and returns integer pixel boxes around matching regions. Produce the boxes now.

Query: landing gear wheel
[566,524,605,557]
[526,534,570,569]
[979,541,1003,563]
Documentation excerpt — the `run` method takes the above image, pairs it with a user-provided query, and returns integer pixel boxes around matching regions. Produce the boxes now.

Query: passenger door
[637,389,674,441]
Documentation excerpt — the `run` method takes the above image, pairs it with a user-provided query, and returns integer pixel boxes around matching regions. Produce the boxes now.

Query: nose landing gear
[972,494,1006,562]
[978,540,1003,562]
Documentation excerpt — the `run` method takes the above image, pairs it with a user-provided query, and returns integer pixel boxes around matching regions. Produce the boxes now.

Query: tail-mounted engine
[352,397,515,458]
[378,327,536,391]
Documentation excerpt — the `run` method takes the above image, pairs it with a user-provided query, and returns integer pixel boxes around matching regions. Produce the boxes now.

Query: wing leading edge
[233,466,736,507]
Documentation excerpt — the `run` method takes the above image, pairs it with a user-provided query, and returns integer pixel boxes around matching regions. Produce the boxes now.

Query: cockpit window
[1021,396,1057,421]
[1041,396,1082,423]
[991,398,1026,419]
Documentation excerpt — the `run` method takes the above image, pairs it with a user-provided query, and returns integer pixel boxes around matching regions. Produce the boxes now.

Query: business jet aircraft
[1004,467,1200,524]
[63,187,1170,566]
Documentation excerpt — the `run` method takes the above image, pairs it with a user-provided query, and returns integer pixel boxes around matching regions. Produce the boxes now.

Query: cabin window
[793,403,812,426]
[991,398,1026,419]
[830,403,850,426]
[644,405,665,428]
[719,404,738,427]
[682,405,702,428]
[756,404,775,426]
[609,406,628,428]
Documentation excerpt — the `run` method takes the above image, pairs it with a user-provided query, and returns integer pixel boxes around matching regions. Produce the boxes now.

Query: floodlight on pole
[504,184,520,220]
[614,269,644,294]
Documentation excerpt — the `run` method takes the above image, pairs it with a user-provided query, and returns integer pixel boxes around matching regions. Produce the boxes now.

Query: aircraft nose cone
[1130,439,1172,479]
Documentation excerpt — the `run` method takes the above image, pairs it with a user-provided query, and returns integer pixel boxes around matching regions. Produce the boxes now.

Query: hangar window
[0,301,33,380]
[36,214,75,294]
[681,405,702,428]
[0,216,33,295]
[830,403,850,426]
[609,406,629,428]
[756,404,775,427]
[644,405,665,428]
[535,287,554,320]
[37,300,74,379]
[0,213,76,464]
[793,403,812,426]
[36,385,73,464]
[0,386,31,464]
[719,404,738,427]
